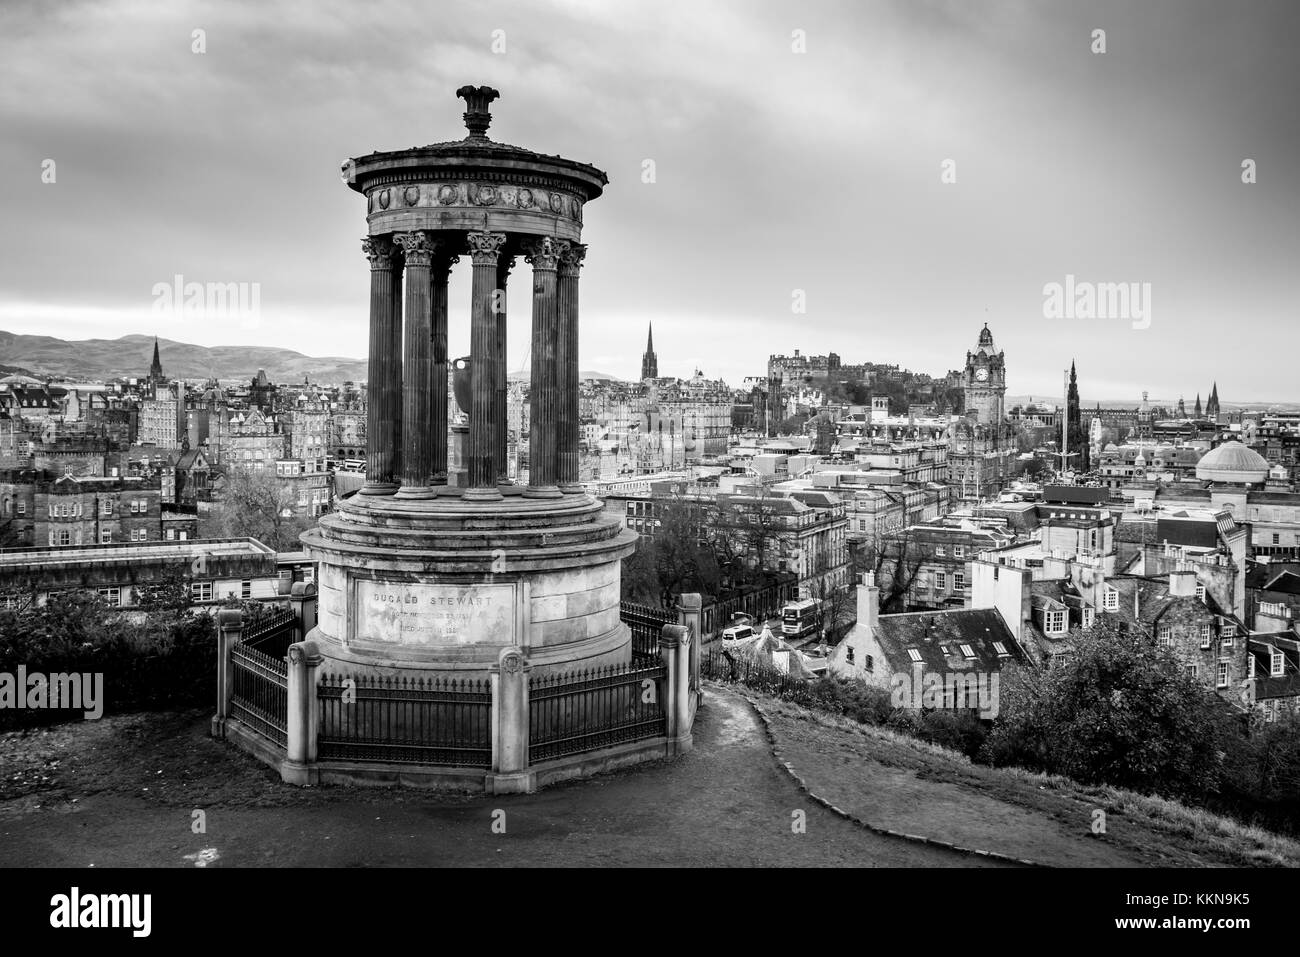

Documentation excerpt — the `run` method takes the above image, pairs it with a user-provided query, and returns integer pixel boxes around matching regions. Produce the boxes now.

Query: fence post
[488,646,534,794]
[290,581,318,642]
[677,592,702,706]
[659,624,693,754]
[211,609,242,739]
[282,640,322,785]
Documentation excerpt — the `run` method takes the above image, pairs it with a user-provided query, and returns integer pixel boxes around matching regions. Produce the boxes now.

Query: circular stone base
[301,490,638,679]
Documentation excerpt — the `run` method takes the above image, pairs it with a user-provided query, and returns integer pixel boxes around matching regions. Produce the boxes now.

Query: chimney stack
[857,572,879,638]
[1169,569,1198,598]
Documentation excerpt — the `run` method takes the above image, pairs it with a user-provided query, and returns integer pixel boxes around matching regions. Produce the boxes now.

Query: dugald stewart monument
[218,86,697,793]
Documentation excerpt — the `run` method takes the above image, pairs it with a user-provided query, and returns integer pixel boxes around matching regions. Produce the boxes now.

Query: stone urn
[452,356,472,415]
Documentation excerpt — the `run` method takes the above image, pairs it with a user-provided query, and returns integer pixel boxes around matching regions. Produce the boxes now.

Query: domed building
[1196,440,1270,486]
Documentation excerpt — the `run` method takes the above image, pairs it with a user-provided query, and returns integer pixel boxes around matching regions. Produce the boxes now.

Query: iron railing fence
[240,607,297,660]
[620,600,674,660]
[528,660,668,763]
[701,645,815,704]
[230,642,288,747]
[316,672,492,767]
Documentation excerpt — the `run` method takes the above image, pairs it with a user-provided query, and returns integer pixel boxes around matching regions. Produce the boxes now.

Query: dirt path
[0,689,1006,868]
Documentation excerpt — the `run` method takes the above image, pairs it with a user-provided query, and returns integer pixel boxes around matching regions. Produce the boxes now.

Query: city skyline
[1,0,1297,400]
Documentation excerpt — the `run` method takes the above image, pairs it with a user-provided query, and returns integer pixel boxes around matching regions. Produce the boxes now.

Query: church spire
[640,322,658,380]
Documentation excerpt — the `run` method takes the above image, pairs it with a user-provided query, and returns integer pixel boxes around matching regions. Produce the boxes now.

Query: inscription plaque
[353,580,517,646]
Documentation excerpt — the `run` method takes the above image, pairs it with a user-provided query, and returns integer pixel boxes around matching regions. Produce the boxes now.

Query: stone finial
[456,85,500,140]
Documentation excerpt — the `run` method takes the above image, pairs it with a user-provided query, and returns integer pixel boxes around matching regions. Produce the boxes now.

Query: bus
[781,598,821,639]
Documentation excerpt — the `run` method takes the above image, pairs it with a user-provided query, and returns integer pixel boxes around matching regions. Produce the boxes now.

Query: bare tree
[200,467,314,551]
[851,525,925,613]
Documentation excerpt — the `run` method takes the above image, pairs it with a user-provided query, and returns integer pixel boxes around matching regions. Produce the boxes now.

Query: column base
[462,486,504,502]
[559,482,585,495]
[499,483,524,497]
[394,485,439,500]
[360,481,400,496]
[523,485,563,499]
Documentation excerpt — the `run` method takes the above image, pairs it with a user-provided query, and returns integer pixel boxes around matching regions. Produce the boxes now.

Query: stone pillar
[658,624,681,742]
[557,242,585,492]
[283,640,322,785]
[290,581,318,642]
[394,230,437,497]
[677,592,703,707]
[466,230,507,499]
[430,253,458,485]
[211,609,242,738]
[660,623,694,754]
[361,236,402,494]
[494,255,514,484]
[525,237,562,497]
[489,646,534,794]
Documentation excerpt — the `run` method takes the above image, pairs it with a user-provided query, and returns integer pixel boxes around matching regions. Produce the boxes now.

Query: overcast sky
[1,0,1296,403]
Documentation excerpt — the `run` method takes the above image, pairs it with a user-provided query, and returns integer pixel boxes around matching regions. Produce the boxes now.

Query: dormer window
[1157,624,1172,646]
[993,641,1009,657]
[1103,587,1119,612]
[960,644,976,659]
[1045,609,1066,634]
[907,648,923,663]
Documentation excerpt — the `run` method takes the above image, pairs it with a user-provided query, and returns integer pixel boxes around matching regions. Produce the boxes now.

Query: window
[953,545,965,558]
[954,572,966,590]
[1103,588,1119,612]
[1272,651,1286,677]
[100,499,112,516]
[100,528,112,544]
[993,641,1009,657]
[165,528,176,540]
[1083,608,1095,629]
[1195,584,1206,601]
[16,501,24,515]
[191,581,213,602]
[846,646,855,665]
[939,644,950,656]
[936,572,946,590]
[1186,664,1199,679]
[907,648,923,663]
[1200,625,1211,649]
[935,545,946,557]
[96,587,121,607]
[58,529,71,546]
[1221,622,1236,643]
[1264,700,1277,723]
[960,644,976,659]
[1046,609,1065,634]
[1217,661,1229,688]
[1273,533,1281,545]
[240,580,252,599]
[1157,624,1172,646]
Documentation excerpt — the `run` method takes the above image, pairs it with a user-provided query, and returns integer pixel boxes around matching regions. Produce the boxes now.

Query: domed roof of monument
[1196,441,1269,483]
[345,86,607,200]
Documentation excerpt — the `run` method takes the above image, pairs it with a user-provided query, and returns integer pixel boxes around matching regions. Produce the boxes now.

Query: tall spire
[640,322,658,381]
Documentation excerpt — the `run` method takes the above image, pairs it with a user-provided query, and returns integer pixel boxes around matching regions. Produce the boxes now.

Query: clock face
[975,367,989,381]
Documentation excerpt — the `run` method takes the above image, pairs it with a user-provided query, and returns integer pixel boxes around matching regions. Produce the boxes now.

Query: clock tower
[963,322,1006,440]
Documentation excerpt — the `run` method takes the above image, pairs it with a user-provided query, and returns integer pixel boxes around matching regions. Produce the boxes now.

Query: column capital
[467,230,508,265]
[524,236,564,272]
[361,235,397,270]
[394,230,437,267]
[558,242,586,277]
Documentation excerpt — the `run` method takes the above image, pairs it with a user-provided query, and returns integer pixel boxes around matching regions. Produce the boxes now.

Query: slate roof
[1248,634,1300,701]
[871,607,1027,676]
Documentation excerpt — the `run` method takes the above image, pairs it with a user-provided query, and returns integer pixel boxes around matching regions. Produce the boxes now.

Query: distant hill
[508,370,623,383]
[0,330,368,385]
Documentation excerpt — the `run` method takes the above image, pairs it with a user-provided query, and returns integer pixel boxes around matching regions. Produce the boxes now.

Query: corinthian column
[494,254,514,485]
[525,237,563,498]
[361,235,401,495]
[465,230,508,499]
[430,251,458,485]
[557,242,586,492]
[394,230,437,498]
